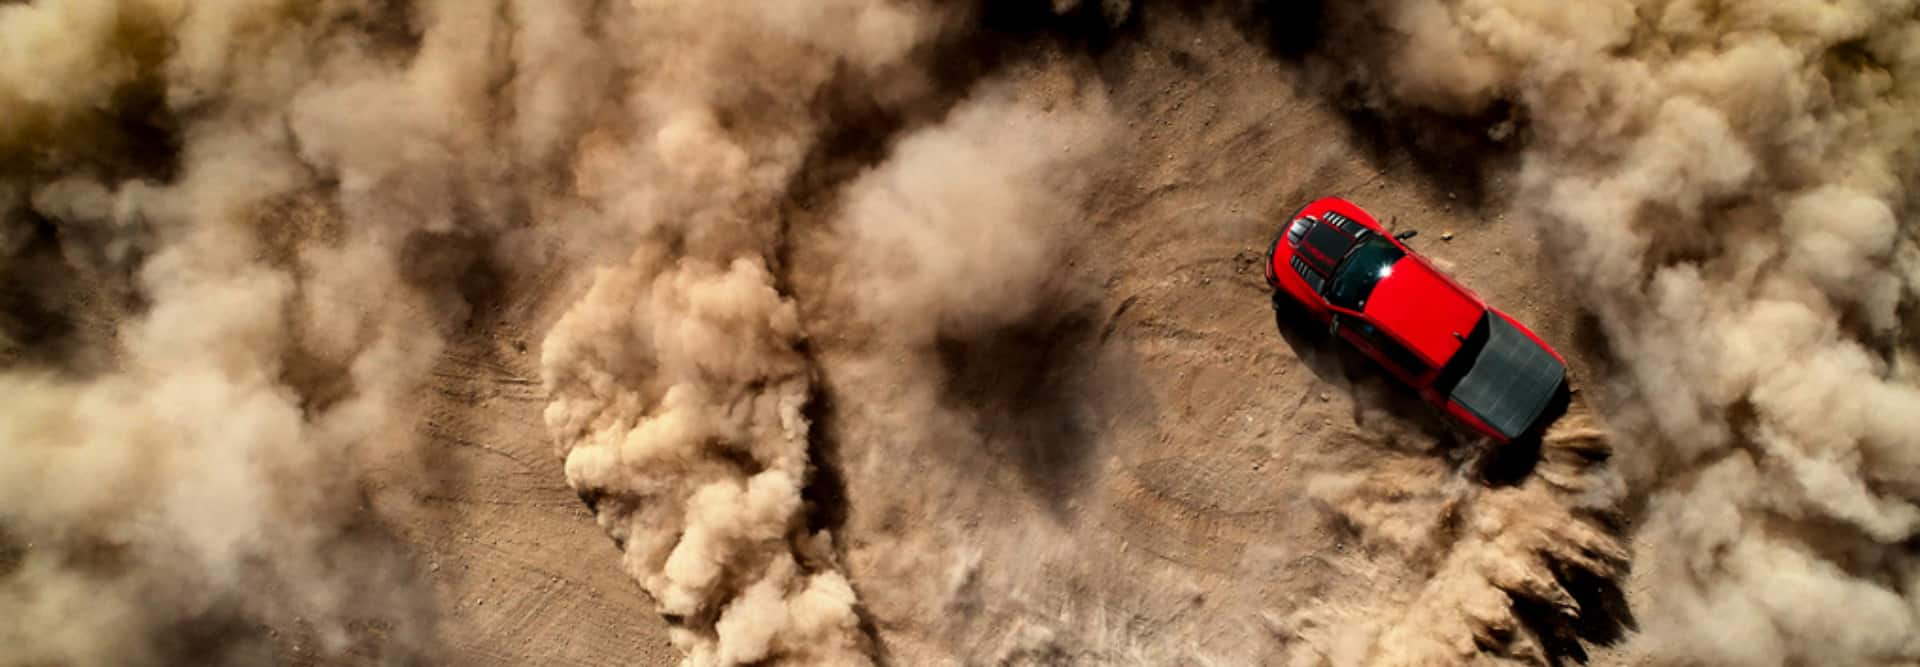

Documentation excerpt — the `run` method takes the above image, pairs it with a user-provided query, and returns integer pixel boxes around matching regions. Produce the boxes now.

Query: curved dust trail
[535,4,1117,663]
[535,2,950,664]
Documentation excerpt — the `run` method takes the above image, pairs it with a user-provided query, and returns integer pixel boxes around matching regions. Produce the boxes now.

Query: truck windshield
[1324,235,1405,310]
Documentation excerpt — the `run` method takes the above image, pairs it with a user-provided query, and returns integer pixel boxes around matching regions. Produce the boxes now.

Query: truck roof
[1361,257,1485,367]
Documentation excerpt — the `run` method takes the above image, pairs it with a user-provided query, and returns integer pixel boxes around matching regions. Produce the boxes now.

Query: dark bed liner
[1447,315,1566,439]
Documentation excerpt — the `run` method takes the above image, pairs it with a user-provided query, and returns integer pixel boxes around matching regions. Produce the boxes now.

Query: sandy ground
[2,5,1624,665]
[355,264,678,667]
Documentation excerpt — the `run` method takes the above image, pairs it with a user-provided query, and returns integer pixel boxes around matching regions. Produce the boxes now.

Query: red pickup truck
[1265,197,1567,442]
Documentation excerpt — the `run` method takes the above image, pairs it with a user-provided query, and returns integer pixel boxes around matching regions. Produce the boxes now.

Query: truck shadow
[1478,382,1573,487]
[1266,291,1469,457]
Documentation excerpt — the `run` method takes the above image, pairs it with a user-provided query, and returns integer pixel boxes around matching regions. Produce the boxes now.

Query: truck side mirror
[1394,230,1419,241]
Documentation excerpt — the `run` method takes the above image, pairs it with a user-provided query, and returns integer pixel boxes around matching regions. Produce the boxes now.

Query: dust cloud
[535,1,940,664]
[535,2,1117,662]
[810,82,1118,662]
[0,0,581,663]
[1,0,1113,664]
[1292,406,1628,665]
[834,89,1111,347]
[1312,0,1920,663]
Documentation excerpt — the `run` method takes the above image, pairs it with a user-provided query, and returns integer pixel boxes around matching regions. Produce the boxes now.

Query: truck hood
[1295,218,1358,276]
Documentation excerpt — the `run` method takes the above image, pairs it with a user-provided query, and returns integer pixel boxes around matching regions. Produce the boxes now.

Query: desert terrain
[5,2,1917,666]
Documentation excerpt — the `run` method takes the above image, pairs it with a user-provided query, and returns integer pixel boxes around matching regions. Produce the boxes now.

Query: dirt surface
[354,263,678,667]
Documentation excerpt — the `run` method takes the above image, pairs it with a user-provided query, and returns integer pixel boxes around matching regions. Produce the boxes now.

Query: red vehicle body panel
[1360,260,1482,367]
[1264,197,1564,442]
